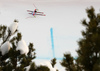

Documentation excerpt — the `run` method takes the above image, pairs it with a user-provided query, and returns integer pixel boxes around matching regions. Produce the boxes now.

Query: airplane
[27,9,46,17]
[27,4,46,17]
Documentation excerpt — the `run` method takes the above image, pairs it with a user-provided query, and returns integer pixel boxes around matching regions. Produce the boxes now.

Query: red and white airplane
[27,9,46,16]
[27,4,46,17]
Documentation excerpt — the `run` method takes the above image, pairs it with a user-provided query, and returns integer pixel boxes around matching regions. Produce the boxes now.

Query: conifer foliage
[60,7,100,71]
[77,6,100,71]
[51,58,56,68]
[60,53,76,71]
[0,20,36,71]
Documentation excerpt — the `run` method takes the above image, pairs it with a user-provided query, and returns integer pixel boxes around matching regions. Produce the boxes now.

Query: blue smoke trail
[50,28,55,58]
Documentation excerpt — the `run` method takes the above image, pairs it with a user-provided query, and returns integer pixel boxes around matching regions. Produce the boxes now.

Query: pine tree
[51,58,56,68]
[51,58,59,71]
[0,20,50,71]
[60,53,76,71]
[77,6,100,71]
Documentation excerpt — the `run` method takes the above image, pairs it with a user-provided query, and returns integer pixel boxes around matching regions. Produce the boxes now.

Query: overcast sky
[1,0,100,2]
